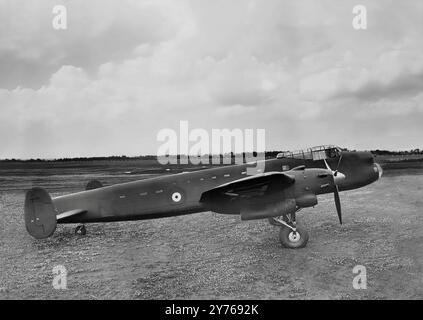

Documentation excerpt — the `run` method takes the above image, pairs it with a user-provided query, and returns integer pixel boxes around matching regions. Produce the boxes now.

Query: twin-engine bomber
[24,145,382,248]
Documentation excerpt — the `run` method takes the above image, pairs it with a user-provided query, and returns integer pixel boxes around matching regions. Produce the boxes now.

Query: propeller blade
[324,158,346,183]
[325,157,344,224]
[323,159,332,172]
[334,185,342,224]
[334,154,343,176]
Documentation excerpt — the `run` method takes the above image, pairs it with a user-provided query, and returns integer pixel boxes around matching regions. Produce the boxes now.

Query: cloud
[300,47,423,102]
[0,0,183,89]
[1,0,423,158]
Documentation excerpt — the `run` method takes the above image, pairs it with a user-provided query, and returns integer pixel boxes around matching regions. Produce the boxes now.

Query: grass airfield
[1,159,422,299]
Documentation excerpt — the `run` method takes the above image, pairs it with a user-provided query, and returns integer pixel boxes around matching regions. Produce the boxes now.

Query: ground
[0,165,422,299]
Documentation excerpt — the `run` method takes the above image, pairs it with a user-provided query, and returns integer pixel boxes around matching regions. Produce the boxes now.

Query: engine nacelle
[295,193,318,208]
[240,198,296,220]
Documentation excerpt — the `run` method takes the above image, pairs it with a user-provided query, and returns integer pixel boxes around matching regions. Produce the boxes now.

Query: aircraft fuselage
[55,151,381,224]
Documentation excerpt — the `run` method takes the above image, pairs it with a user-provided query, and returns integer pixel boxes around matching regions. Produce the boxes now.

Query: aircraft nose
[374,163,383,179]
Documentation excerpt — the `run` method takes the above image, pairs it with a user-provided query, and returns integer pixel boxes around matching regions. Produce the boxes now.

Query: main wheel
[75,225,86,236]
[279,226,309,249]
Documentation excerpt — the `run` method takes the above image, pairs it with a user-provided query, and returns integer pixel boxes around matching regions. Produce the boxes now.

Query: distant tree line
[371,149,423,156]
[1,149,422,162]
[0,155,157,162]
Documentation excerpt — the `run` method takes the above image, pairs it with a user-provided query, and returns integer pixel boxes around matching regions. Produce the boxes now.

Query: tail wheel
[279,225,309,249]
[75,225,86,236]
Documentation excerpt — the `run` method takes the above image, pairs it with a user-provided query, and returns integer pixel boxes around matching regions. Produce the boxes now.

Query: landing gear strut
[75,224,86,236]
[269,210,309,249]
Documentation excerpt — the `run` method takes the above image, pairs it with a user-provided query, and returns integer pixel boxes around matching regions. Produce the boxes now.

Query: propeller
[323,158,345,224]
[333,154,343,177]
[334,185,342,224]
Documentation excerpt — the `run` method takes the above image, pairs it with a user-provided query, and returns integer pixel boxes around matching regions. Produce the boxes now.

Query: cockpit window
[326,148,338,158]
[277,145,342,161]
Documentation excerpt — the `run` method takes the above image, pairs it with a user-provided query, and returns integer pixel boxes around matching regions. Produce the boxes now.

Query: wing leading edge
[56,209,87,221]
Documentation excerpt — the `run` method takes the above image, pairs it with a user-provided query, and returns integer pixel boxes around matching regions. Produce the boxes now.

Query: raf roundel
[171,192,182,203]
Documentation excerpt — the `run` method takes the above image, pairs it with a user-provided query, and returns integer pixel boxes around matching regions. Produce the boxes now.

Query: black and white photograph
[0,0,422,305]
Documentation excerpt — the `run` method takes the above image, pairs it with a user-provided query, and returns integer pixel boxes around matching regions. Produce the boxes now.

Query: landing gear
[279,225,309,249]
[269,210,309,249]
[268,216,284,226]
[268,208,302,227]
[75,224,86,236]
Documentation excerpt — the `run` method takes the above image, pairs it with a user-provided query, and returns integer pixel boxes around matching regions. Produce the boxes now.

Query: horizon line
[1,148,422,162]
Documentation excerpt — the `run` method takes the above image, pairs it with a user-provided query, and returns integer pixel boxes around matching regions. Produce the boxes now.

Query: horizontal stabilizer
[56,209,86,221]
[86,180,103,190]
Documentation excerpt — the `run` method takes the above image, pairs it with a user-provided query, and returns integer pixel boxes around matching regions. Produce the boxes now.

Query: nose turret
[374,162,383,180]
[335,151,382,191]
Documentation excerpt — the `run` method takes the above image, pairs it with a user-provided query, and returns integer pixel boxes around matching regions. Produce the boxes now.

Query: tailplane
[86,180,103,190]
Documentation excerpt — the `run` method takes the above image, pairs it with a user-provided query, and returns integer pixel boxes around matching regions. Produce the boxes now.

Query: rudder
[24,188,57,239]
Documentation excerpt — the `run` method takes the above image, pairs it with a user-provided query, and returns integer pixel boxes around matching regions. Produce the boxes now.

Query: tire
[75,225,87,236]
[279,225,309,249]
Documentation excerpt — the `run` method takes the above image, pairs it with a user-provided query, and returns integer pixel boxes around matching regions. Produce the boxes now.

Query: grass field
[0,157,422,299]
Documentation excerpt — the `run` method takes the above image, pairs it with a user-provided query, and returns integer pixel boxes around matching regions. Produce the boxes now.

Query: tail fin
[24,188,57,239]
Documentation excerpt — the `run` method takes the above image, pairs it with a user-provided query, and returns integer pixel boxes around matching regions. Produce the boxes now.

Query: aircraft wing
[200,171,294,204]
[200,171,296,219]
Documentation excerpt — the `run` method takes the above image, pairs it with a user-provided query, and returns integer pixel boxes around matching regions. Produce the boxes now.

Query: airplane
[24,145,383,249]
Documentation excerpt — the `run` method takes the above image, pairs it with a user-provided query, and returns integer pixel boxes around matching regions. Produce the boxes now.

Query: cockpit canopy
[276,145,343,161]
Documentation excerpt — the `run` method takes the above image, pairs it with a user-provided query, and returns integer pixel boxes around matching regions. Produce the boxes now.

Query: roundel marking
[171,192,182,203]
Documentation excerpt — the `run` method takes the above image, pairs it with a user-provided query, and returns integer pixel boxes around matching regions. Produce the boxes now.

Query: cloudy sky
[1,0,422,158]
